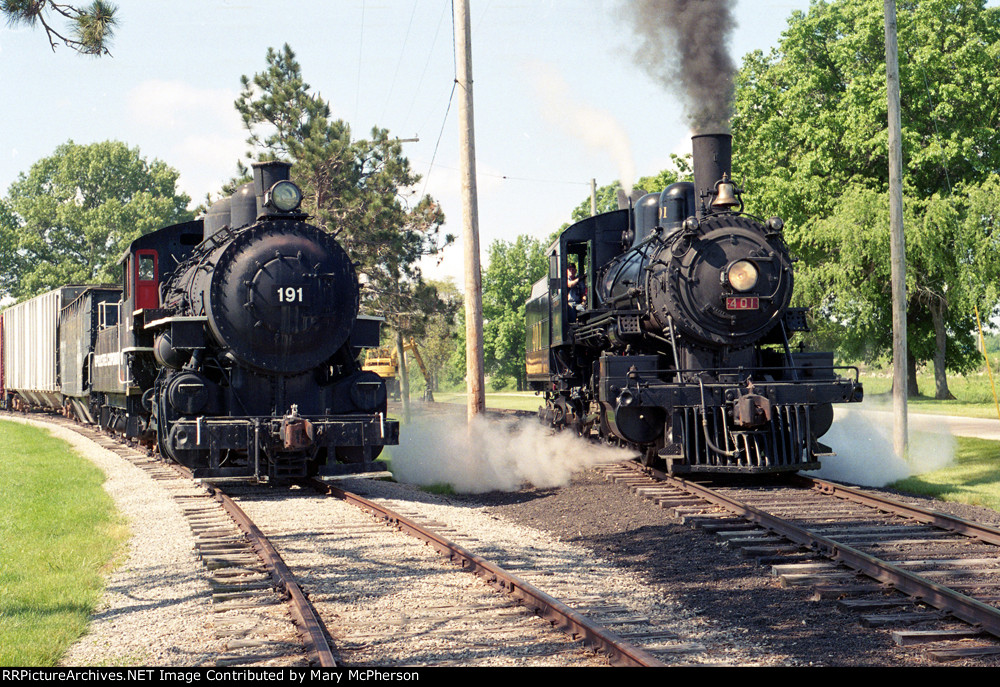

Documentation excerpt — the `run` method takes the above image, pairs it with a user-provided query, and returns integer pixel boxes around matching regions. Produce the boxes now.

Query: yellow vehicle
[362,338,433,401]
[362,347,398,379]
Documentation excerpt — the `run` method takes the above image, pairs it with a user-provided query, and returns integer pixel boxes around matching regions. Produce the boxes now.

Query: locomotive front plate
[725,296,759,310]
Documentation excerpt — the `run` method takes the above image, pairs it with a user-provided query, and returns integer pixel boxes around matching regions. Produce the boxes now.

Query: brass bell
[711,173,740,208]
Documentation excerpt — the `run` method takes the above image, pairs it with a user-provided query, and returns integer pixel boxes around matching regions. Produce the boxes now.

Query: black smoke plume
[622,0,737,132]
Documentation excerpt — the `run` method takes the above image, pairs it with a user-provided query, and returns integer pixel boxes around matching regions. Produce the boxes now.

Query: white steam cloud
[528,62,637,194]
[390,414,637,494]
[807,402,955,487]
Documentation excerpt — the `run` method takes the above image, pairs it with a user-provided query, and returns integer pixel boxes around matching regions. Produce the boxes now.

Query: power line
[403,0,451,133]
[379,0,420,123]
[354,0,366,125]
[419,80,457,199]
[416,161,591,187]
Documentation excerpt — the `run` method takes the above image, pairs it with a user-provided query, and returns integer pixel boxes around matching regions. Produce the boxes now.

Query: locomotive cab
[89,220,206,438]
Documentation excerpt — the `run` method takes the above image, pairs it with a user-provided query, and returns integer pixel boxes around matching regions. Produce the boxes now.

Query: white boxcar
[1,286,88,409]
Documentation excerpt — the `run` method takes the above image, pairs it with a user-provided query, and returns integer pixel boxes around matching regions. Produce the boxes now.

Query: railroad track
[225,478,673,666]
[598,460,1000,663]
[5,410,673,667]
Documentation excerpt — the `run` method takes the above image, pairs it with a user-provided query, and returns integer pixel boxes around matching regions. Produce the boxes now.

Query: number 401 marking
[277,287,304,303]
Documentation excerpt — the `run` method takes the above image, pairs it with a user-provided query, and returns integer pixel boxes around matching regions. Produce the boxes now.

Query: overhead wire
[354,0,366,125]
[379,0,420,124]
[417,0,460,199]
[406,0,451,134]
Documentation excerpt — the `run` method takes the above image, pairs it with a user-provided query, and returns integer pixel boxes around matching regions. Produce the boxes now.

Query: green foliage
[983,332,1000,358]
[733,0,1000,225]
[0,198,18,296]
[3,140,192,300]
[732,0,1000,398]
[2,0,118,55]
[481,235,548,390]
[235,45,454,344]
[413,279,462,392]
[567,154,692,225]
[801,182,998,374]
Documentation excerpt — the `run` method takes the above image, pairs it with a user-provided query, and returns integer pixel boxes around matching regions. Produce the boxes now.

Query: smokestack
[252,160,292,196]
[691,133,732,215]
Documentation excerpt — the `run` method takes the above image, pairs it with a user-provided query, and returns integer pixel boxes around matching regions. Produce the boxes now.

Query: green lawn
[0,420,128,666]
[889,436,1000,512]
[428,390,542,412]
[860,371,1000,420]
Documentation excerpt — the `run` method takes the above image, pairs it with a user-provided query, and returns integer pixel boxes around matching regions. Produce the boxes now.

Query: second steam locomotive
[526,134,862,474]
[2,161,397,480]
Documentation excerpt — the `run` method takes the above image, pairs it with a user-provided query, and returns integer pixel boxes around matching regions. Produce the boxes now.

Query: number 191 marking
[277,287,304,303]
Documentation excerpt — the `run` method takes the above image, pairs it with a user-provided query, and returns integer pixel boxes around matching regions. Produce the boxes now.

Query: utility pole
[455,0,486,421]
[591,178,597,216]
[884,0,908,458]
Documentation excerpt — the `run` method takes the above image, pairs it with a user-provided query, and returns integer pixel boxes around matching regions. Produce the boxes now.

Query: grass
[860,371,1000,420]
[427,390,542,412]
[889,436,1000,512]
[0,420,128,666]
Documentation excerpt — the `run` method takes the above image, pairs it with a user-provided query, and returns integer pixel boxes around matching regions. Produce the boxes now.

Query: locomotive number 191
[277,286,305,303]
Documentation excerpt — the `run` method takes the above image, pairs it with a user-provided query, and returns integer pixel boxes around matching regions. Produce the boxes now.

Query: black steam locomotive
[2,161,397,480]
[526,134,862,474]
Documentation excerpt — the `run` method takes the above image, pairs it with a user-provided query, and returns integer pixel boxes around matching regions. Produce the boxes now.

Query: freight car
[1,161,397,480]
[526,133,863,474]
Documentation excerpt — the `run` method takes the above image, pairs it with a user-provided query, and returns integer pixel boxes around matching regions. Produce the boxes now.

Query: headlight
[268,180,303,212]
[727,260,758,292]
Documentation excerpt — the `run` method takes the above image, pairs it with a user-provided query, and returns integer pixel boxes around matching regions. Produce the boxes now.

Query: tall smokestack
[691,133,732,214]
[623,0,737,133]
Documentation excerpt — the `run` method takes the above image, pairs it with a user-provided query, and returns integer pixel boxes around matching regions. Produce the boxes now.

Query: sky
[0,0,821,286]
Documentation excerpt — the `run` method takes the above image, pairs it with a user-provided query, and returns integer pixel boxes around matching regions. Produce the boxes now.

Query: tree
[0,199,18,297]
[566,155,692,225]
[3,140,192,300]
[236,45,454,411]
[802,181,999,397]
[731,0,1000,398]
[2,0,117,55]
[235,45,452,281]
[412,278,462,393]
[481,235,548,390]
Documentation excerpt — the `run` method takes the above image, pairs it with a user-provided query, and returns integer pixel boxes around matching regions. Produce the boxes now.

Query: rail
[646,464,1000,640]
[305,477,666,667]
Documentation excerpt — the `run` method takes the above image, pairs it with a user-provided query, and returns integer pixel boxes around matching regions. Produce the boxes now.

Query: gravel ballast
[457,468,1000,667]
[12,413,999,667]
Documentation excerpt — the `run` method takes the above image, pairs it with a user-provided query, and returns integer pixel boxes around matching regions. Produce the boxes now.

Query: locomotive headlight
[727,260,759,292]
[267,180,303,212]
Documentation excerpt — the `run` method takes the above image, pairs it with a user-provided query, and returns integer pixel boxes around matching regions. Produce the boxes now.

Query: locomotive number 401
[726,296,759,310]
[277,286,305,303]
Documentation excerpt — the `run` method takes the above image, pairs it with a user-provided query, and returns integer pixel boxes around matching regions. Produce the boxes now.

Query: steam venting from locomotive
[623,0,737,132]
[531,62,637,194]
